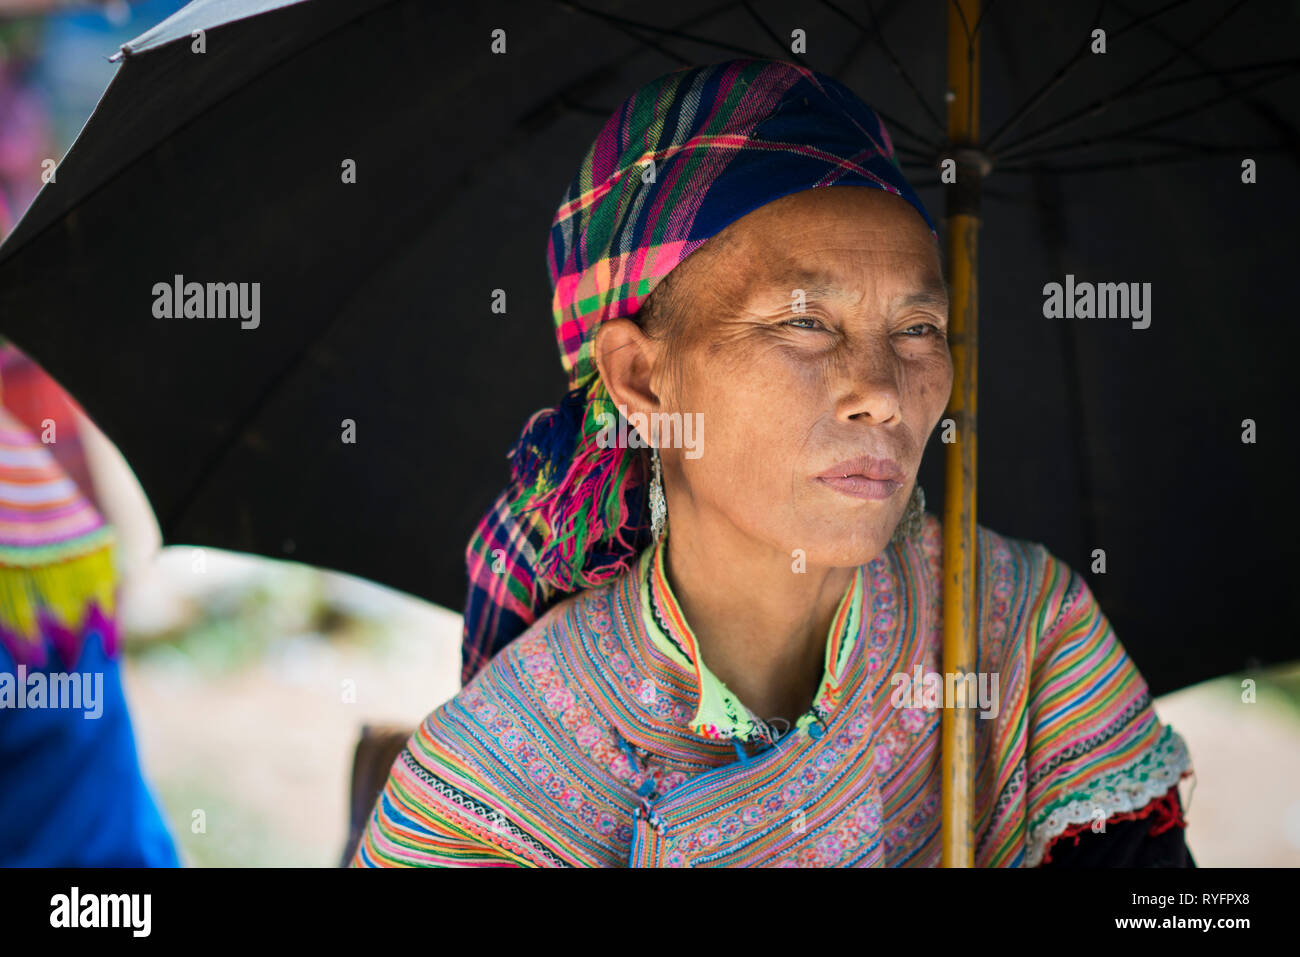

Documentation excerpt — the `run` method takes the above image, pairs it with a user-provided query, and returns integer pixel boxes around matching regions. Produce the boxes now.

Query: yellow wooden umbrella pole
[941,0,984,868]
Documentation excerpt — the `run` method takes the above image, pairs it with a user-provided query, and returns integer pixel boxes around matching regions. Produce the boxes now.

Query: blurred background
[0,0,1296,866]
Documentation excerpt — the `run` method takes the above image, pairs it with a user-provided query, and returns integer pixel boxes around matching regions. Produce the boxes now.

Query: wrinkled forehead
[722,185,936,250]
[685,189,946,309]
[747,258,950,312]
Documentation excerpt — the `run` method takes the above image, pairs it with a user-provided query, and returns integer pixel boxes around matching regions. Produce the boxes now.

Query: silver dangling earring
[889,483,926,545]
[649,446,667,542]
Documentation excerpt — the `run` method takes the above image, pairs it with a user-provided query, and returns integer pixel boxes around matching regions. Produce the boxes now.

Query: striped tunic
[353,513,1192,867]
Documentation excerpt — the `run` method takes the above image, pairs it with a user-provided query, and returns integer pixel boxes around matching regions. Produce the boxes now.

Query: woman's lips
[816,474,905,500]
[815,456,907,500]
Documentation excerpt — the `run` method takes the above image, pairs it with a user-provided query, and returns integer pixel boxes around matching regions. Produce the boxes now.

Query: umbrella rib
[1107,57,1300,100]
[600,26,694,68]
[517,2,748,130]
[812,0,945,155]
[1000,128,1293,165]
[997,68,1299,165]
[521,1,743,127]
[829,0,910,79]
[556,94,619,118]
[553,0,769,59]
[978,183,1061,209]
[1108,0,1300,164]
[949,0,973,45]
[969,0,998,41]
[814,0,947,140]
[740,0,791,58]
[552,1,695,66]
[831,19,873,78]
[992,0,1252,161]
[868,107,943,155]
[897,174,944,190]
[995,144,1289,174]
[521,4,938,186]
[981,0,1109,153]
[555,0,942,155]
[983,0,1193,153]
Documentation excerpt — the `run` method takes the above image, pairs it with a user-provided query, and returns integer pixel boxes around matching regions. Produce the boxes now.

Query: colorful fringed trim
[505,377,649,594]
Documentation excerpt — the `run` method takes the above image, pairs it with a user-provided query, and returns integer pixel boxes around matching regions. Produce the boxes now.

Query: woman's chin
[790,534,894,569]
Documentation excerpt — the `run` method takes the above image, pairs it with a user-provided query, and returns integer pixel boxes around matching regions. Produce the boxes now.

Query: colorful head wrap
[462,57,938,685]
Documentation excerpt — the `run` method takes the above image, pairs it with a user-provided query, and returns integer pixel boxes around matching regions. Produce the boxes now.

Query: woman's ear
[593,319,663,423]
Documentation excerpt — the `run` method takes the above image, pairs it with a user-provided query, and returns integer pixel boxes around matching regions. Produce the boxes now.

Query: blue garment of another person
[0,628,179,866]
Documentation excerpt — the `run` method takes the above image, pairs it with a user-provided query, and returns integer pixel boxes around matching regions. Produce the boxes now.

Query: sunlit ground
[1155,665,1300,867]
[118,551,459,867]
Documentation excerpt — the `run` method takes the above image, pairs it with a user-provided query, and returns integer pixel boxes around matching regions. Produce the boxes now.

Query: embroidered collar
[637,531,865,744]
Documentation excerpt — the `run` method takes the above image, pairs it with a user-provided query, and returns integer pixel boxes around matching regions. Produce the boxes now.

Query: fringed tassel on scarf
[506,377,649,593]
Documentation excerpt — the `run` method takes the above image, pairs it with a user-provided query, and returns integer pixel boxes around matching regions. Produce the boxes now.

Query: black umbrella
[0,0,1295,697]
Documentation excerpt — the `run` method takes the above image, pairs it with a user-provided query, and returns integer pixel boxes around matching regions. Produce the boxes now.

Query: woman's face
[661,185,952,568]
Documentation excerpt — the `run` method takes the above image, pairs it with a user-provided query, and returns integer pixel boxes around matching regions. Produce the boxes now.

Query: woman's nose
[836,346,902,425]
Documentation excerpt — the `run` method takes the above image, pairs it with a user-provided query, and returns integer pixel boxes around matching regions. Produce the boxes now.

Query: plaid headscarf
[461,58,938,685]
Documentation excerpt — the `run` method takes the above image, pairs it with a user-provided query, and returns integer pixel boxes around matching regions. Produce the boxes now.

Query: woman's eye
[900,322,944,338]
[783,316,824,330]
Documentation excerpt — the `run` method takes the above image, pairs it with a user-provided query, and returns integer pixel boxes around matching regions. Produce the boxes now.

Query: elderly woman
[354,58,1193,868]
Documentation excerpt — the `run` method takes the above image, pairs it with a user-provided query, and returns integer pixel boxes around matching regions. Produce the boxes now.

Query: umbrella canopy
[0,0,1295,695]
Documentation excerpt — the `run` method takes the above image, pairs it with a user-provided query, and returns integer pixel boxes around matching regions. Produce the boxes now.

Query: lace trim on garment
[1024,724,1193,868]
